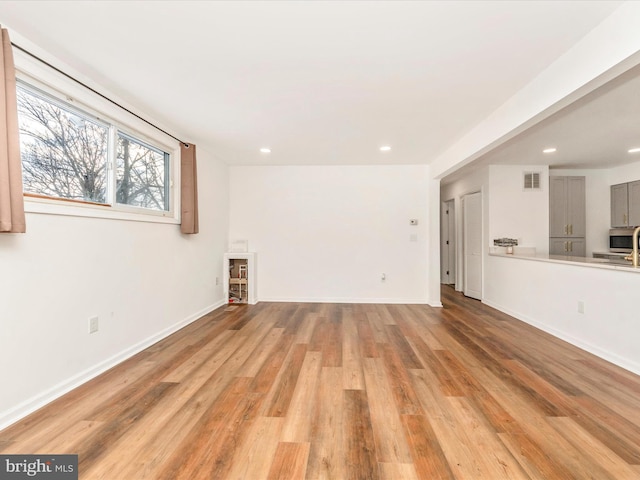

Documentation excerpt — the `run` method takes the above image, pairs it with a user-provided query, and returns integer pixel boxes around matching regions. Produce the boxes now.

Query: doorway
[441,200,455,285]
[462,191,482,300]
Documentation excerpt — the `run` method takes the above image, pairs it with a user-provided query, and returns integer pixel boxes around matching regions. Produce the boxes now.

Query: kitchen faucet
[624,225,640,267]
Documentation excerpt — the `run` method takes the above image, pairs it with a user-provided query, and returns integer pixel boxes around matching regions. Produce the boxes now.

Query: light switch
[410,219,418,225]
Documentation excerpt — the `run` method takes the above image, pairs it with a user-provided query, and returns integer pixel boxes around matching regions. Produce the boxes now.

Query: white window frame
[14,47,180,225]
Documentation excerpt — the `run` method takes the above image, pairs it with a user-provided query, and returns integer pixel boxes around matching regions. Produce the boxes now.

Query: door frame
[440,199,456,285]
[462,191,483,300]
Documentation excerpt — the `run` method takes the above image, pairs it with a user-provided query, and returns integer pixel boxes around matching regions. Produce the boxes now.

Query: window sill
[25,196,180,225]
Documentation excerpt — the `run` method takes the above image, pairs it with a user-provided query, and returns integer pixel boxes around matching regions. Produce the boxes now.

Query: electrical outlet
[89,316,99,334]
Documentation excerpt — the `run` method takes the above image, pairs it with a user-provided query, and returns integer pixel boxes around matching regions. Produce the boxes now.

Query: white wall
[489,165,549,253]
[442,166,640,373]
[485,256,640,375]
[3,0,640,429]
[229,165,432,304]
[0,148,229,429]
[430,6,640,375]
[430,2,640,180]
[440,165,549,293]
[443,162,640,375]
[606,159,640,185]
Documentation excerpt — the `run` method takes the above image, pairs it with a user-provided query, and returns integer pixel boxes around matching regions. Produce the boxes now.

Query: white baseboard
[483,299,640,376]
[258,296,430,304]
[0,300,224,431]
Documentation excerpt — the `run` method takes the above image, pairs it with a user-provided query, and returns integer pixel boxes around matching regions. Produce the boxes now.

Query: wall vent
[523,172,541,190]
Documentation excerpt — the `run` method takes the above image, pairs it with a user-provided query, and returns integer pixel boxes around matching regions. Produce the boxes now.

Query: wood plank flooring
[2,286,640,479]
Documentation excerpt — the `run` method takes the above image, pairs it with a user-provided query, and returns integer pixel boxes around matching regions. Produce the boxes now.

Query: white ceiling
[0,1,624,166]
[442,61,640,183]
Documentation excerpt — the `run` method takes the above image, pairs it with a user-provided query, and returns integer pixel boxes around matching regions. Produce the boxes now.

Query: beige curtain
[180,143,199,234]
[0,28,25,233]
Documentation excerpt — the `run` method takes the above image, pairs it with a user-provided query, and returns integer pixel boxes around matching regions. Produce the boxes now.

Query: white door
[441,200,455,284]
[463,192,482,300]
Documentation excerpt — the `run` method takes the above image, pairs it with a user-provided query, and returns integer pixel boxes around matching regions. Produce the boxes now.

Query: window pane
[116,133,169,211]
[17,85,109,203]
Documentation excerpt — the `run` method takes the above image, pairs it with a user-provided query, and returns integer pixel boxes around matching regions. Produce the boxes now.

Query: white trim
[223,252,258,305]
[483,299,640,376]
[258,296,430,304]
[0,300,225,431]
[25,196,180,224]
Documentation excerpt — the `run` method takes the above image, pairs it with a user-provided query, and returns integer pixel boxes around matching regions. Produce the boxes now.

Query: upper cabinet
[628,180,640,227]
[611,180,640,227]
[550,176,586,257]
[550,176,586,237]
[611,183,629,227]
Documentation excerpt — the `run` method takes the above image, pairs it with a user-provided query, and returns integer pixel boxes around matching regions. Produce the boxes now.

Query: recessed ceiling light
[543,148,557,154]
[380,146,391,152]
[628,147,640,153]
[260,148,271,154]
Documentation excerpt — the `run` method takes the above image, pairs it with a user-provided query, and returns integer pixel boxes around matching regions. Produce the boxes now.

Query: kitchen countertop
[489,248,640,273]
[592,251,628,257]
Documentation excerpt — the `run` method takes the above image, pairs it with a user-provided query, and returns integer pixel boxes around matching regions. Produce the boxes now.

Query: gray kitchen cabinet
[549,238,566,256]
[550,176,585,237]
[628,180,640,226]
[549,177,567,237]
[610,180,640,227]
[611,182,630,227]
[550,176,586,257]
[549,238,586,257]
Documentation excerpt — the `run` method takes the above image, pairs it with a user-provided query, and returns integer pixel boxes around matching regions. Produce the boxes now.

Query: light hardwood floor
[2,286,640,479]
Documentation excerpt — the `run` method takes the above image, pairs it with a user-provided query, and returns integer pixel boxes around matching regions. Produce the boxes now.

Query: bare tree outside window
[17,85,109,203]
[117,133,169,211]
[17,83,170,212]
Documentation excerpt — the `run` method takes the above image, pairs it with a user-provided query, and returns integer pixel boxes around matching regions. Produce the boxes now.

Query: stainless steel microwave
[609,228,640,253]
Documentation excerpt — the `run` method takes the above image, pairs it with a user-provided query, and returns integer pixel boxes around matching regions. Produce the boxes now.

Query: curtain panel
[0,28,25,233]
[180,143,199,234]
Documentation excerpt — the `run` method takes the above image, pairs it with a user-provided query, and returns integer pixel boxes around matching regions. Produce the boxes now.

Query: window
[116,132,169,211]
[16,81,173,215]
[18,85,110,204]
